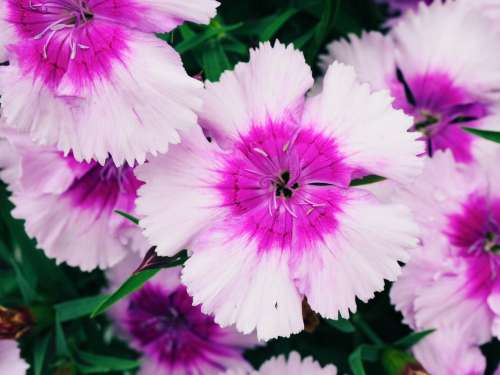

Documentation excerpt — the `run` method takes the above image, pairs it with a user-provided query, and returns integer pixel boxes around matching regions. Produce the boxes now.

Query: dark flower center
[275,171,299,198]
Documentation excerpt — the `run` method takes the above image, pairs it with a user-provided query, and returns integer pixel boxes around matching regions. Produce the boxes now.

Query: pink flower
[136,42,423,340]
[0,340,29,374]
[225,352,337,375]
[107,255,256,375]
[0,0,219,166]
[412,326,486,375]
[0,131,145,270]
[390,150,500,345]
[322,0,500,164]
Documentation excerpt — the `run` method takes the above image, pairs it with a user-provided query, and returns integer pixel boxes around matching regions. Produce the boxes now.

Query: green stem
[352,314,384,346]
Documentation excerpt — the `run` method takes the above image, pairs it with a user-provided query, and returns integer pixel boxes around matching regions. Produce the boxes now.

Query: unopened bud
[0,306,33,339]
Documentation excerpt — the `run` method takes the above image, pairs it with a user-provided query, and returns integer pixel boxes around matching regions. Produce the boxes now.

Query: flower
[390,150,500,345]
[107,254,256,375]
[412,326,486,375]
[136,41,422,340]
[0,131,145,270]
[0,340,29,374]
[225,352,337,375]
[322,0,500,164]
[0,0,219,166]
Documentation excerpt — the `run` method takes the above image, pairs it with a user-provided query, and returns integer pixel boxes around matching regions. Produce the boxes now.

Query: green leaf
[55,295,108,323]
[293,28,315,49]
[463,127,500,143]
[0,240,37,303]
[348,344,381,375]
[91,269,160,318]
[55,316,70,357]
[33,333,51,375]
[175,22,243,54]
[350,175,386,187]
[202,40,231,81]
[325,318,355,333]
[393,329,435,350]
[258,8,298,41]
[76,351,140,373]
[349,346,367,375]
[306,0,340,62]
[115,210,139,225]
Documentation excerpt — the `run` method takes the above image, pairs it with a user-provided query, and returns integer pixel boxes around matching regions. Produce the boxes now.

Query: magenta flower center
[63,157,141,218]
[7,0,130,88]
[390,69,488,162]
[26,0,94,59]
[126,283,242,371]
[445,194,500,297]
[215,121,354,252]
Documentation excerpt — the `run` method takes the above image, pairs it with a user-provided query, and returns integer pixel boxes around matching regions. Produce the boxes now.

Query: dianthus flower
[136,42,422,340]
[0,0,218,165]
[323,0,500,163]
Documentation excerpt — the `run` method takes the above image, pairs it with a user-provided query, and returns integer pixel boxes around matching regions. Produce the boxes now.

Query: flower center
[274,171,299,198]
[215,123,352,252]
[392,68,487,161]
[125,283,221,368]
[30,0,94,59]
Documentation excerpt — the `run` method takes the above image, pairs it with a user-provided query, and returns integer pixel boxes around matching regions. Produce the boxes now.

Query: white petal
[200,41,313,148]
[320,31,395,91]
[303,62,423,184]
[12,194,131,271]
[182,225,303,341]
[413,326,486,375]
[292,190,418,319]
[136,126,223,257]
[393,1,500,91]
[0,34,202,166]
[0,341,29,375]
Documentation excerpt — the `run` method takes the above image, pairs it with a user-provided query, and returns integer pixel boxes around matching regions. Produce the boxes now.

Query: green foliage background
[1,0,499,374]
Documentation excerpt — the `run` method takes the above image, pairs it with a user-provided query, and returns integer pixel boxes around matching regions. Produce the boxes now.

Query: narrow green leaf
[325,318,355,333]
[0,240,37,303]
[463,127,500,143]
[91,269,160,318]
[258,8,298,41]
[350,175,386,187]
[55,317,70,357]
[202,40,231,81]
[222,37,249,56]
[293,28,315,49]
[115,210,139,225]
[178,24,196,40]
[77,351,140,372]
[33,333,51,375]
[349,346,367,375]
[55,295,108,323]
[393,329,435,350]
[175,22,243,54]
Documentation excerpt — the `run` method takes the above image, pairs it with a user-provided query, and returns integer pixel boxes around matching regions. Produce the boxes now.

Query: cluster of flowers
[0,0,500,373]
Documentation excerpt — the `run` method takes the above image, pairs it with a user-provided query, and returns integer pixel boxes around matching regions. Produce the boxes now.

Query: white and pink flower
[323,0,500,164]
[0,0,218,166]
[391,150,500,345]
[136,42,423,340]
[0,132,145,270]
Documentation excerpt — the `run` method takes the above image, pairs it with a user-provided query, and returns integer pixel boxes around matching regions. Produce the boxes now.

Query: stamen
[282,199,297,218]
[31,0,93,60]
[253,147,268,158]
